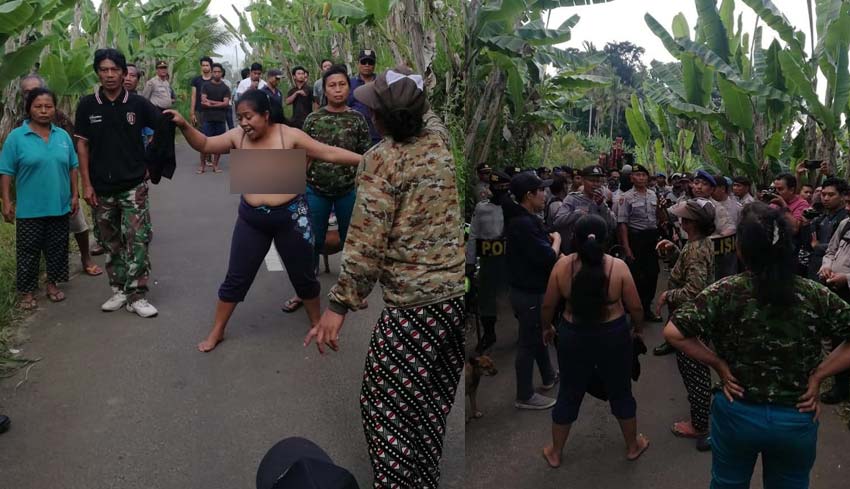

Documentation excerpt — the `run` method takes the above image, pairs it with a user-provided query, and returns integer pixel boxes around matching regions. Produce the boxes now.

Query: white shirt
[716,196,743,232]
[235,78,268,99]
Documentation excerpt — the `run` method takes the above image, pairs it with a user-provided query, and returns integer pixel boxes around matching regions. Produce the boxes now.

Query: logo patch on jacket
[126,112,136,125]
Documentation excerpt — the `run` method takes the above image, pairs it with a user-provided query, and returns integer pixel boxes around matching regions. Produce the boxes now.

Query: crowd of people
[0,47,464,489]
[467,159,850,486]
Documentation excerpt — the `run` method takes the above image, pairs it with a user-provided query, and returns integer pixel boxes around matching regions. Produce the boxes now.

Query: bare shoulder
[282,124,308,149]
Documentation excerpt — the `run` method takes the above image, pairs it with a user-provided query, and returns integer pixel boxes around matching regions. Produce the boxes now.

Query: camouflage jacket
[327,129,465,313]
[304,107,371,197]
[671,274,850,406]
[664,237,714,311]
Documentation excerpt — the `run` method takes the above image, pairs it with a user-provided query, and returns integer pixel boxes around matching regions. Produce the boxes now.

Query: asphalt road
[0,143,464,489]
[465,296,850,488]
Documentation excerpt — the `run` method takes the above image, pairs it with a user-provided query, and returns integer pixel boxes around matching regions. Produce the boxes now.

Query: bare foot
[473,411,483,419]
[626,434,650,461]
[198,333,224,352]
[542,445,561,468]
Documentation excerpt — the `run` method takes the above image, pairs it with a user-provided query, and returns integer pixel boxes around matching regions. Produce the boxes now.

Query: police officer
[617,164,662,322]
[475,163,493,202]
[467,171,511,353]
[552,165,616,254]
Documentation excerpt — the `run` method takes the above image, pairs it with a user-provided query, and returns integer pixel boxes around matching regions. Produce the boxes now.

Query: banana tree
[643,0,802,183]
[464,0,613,175]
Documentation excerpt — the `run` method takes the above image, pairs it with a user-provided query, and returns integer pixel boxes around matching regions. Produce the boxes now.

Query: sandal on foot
[627,434,650,461]
[281,298,303,313]
[196,169,205,174]
[18,297,37,310]
[213,168,223,173]
[672,421,707,439]
[47,290,65,303]
[84,264,103,276]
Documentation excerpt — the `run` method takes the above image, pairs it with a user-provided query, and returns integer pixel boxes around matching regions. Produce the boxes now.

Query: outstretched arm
[289,127,362,166]
[166,109,235,155]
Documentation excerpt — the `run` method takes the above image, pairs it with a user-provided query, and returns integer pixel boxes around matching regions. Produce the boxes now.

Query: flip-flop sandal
[18,298,37,310]
[213,168,223,173]
[281,298,303,313]
[84,264,103,276]
[47,290,65,303]
[672,421,707,439]
[627,434,650,461]
[196,169,205,174]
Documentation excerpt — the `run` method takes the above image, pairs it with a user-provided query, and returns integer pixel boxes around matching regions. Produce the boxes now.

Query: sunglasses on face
[360,59,375,66]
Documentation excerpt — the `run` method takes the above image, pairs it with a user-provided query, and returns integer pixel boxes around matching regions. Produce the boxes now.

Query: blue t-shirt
[0,121,78,218]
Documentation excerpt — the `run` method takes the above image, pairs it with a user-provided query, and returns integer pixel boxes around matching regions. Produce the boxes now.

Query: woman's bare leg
[198,300,238,352]
[617,417,649,459]
[543,422,571,468]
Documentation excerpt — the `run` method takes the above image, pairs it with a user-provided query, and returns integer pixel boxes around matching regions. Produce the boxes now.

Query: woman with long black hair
[665,202,850,487]
[540,214,649,468]
[165,90,362,352]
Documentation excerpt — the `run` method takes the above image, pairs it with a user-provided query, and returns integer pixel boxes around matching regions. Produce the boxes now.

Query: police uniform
[552,165,616,253]
[617,164,660,318]
[466,171,510,352]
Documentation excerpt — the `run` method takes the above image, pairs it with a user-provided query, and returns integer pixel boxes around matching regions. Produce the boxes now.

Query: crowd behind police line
[466,158,850,486]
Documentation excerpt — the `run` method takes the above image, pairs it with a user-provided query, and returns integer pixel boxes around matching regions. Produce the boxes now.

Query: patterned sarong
[360,297,465,489]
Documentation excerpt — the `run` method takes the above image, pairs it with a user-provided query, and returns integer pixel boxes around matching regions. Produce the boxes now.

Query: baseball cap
[632,164,650,175]
[353,65,429,116]
[656,172,666,178]
[256,437,359,489]
[669,198,716,226]
[581,165,606,178]
[267,69,283,78]
[489,170,512,190]
[510,172,552,199]
[694,169,717,187]
[358,49,377,62]
[621,164,633,174]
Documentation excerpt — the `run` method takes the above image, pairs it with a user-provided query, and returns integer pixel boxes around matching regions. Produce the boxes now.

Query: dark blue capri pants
[218,196,320,302]
[552,315,637,424]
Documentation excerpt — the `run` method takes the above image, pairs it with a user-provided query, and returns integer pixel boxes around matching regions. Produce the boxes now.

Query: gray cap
[670,198,716,225]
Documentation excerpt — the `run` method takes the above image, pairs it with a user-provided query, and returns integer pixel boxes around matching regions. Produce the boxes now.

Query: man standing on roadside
[348,49,381,145]
[74,48,162,318]
[141,60,173,110]
[313,58,333,111]
[262,69,286,124]
[190,56,213,167]
[235,62,267,100]
[198,63,231,174]
[285,65,313,129]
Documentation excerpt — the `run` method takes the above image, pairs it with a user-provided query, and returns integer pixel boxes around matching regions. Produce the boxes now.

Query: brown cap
[353,65,429,116]
[670,198,716,225]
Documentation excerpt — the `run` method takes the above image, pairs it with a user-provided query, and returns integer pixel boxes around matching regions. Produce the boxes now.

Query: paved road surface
[465,295,850,488]
[0,143,464,489]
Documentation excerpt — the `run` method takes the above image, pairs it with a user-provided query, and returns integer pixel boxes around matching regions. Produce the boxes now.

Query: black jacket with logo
[74,88,161,195]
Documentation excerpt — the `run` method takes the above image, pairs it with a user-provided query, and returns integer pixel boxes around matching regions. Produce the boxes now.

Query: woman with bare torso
[540,214,649,468]
[165,90,361,352]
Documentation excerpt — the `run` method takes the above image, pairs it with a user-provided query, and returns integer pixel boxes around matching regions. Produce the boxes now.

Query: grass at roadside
[0,222,29,376]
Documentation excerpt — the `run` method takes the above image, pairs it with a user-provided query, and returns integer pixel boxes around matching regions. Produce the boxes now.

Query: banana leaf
[717,76,754,130]
[0,35,55,89]
[672,13,690,40]
[739,0,805,58]
[696,0,730,63]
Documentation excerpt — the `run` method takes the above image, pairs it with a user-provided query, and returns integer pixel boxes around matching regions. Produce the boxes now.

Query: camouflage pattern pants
[93,183,152,300]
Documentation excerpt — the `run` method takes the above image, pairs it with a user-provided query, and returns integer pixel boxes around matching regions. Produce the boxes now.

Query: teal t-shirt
[0,121,78,218]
